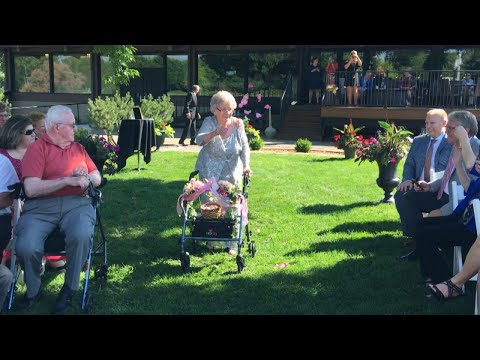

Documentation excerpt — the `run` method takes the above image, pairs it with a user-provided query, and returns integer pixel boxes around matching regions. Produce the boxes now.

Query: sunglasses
[23,129,35,136]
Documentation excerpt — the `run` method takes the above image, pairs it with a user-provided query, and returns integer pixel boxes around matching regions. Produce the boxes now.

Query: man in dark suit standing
[179,85,201,146]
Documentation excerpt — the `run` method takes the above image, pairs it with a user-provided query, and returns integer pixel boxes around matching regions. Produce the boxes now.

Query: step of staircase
[277,105,324,141]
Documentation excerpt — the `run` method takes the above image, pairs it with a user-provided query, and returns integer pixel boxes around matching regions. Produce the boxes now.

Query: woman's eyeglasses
[216,108,232,114]
[23,129,35,136]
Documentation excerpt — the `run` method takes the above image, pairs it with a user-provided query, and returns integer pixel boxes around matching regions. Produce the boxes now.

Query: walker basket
[191,218,235,239]
[200,202,222,219]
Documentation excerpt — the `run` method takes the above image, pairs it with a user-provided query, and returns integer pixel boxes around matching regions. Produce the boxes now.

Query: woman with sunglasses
[0,115,36,179]
[0,115,35,260]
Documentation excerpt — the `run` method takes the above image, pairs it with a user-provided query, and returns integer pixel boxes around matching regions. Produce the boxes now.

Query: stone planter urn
[264,126,277,139]
[343,146,356,159]
[155,132,166,151]
[376,160,400,203]
[264,107,276,139]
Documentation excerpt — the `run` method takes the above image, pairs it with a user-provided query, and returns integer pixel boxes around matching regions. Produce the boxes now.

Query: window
[14,55,50,93]
[53,54,91,94]
[198,53,246,96]
[166,55,188,95]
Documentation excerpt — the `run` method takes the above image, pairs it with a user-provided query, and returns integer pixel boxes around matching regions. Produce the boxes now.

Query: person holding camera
[344,50,362,106]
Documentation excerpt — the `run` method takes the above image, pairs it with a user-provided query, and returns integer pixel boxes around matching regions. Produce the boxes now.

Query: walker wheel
[236,254,246,273]
[180,252,191,272]
[250,242,257,258]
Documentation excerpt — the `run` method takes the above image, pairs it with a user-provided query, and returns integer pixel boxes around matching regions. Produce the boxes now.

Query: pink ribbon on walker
[176,177,232,216]
[237,194,248,225]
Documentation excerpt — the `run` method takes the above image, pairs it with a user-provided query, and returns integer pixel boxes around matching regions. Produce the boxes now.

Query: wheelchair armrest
[7,182,24,200]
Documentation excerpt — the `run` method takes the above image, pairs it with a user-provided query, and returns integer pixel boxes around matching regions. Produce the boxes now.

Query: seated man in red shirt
[14,105,102,314]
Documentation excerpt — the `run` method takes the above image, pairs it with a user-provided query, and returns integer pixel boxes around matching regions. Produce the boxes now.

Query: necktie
[423,138,437,182]
[437,148,461,200]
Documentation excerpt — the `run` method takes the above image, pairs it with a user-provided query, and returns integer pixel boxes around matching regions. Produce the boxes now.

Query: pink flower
[247,83,254,89]
[390,157,396,163]
[264,104,271,110]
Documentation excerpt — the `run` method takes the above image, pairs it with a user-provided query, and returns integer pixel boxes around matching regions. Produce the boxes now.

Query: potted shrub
[87,91,134,144]
[243,119,264,150]
[140,94,175,150]
[333,119,365,159]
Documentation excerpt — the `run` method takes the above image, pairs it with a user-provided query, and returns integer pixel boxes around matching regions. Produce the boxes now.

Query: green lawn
[15,151,476,315]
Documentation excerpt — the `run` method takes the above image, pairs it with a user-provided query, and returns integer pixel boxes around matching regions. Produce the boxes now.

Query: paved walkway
[84,124,343,156]
[158,127,343,155]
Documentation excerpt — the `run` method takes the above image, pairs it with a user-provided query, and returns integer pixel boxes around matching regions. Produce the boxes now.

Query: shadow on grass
[300,201,379,214]
[88,236,472,315]
[311,157,352,163]
[20,175,473,315]
[316,220,401,236]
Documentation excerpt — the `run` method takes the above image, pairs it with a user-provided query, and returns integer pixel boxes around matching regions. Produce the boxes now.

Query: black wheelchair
[5,180,108,314]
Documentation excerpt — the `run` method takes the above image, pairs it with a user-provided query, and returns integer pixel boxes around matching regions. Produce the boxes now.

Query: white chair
[451,180,478,315]
[451,181,466,275]
[430,169,445,182]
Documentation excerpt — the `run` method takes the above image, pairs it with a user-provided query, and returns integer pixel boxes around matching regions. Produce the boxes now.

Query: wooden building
[1,45,479,139]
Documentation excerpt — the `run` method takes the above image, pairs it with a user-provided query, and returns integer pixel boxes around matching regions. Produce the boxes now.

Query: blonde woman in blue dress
[195,90,253,255]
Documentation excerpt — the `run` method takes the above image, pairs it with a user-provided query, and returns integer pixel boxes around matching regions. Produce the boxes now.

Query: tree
[93,45,140,87]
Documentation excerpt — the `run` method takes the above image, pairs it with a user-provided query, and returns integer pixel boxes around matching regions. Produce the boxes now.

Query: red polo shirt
[22,134,97,198]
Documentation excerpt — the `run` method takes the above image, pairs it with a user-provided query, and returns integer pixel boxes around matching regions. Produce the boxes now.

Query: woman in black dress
[308,57,323,105]
[344,50,362,106]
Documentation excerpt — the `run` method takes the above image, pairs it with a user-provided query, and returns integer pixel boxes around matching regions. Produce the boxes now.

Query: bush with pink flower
[355,120,413,166]
[74,127,120,175]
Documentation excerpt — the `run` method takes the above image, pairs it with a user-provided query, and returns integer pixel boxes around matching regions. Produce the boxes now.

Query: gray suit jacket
[430,136,480,215]
[402,133,452,182]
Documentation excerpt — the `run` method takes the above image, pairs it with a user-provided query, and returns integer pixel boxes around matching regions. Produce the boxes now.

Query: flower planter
[155,132,166,150]
[344,146,356,159]
[376,160,400,203]
[92,155,107,176]
[264,126,277,139]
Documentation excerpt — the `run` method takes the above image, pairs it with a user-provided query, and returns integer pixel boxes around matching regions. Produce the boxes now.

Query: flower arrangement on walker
[177,177,246,223]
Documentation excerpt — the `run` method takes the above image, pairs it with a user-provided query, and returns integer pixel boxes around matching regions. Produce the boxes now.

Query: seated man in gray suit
[395,109,452,248]
[398,110,480,261]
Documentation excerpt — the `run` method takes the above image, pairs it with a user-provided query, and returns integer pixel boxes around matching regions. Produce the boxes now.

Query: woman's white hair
[210,91,237,113]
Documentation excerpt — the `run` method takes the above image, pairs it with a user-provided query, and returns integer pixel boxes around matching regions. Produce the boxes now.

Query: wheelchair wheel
[250,241,257,257]
[236,254,246,273]
[180,251,190,272]
[81,292,93,313]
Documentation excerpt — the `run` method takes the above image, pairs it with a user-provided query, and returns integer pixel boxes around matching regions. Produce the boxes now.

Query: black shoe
[190,141,197,145]
[17,289,43,311]
[53,285,73,314]
[397,249,418,262]
[179,140,187,146]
